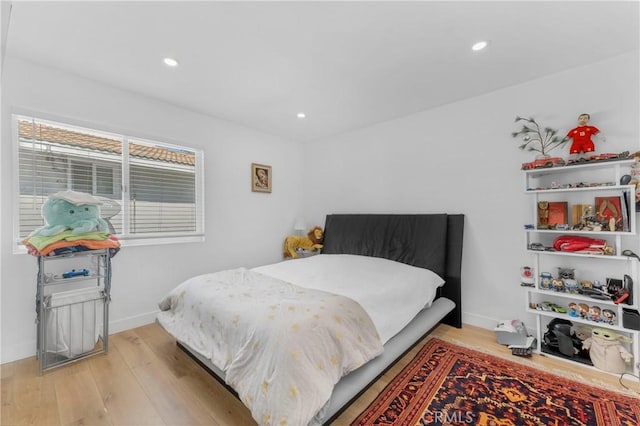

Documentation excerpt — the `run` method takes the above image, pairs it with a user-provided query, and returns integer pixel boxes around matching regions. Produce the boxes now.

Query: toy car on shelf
[567,151,630,165]
[536,301,553,311]
[521,157,566,170]
[536,301,567,314]
[62,268,90,279]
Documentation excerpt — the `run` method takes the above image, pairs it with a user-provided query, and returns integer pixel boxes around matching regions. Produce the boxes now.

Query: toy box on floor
[495,319,536,357]
[495,320,529,346]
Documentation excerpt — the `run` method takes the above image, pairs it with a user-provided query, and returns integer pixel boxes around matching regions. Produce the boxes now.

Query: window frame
[12,112,205,254]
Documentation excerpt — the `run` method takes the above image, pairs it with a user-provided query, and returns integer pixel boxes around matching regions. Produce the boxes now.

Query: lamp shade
[293,218,307,231]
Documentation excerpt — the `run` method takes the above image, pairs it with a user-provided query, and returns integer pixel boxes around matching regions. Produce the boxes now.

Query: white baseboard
[1,310,160,364]
[463,311,538,337]
[462,311,498,330]
[109,310,159,334]
[1,340,36,365]
[1,310,518,364]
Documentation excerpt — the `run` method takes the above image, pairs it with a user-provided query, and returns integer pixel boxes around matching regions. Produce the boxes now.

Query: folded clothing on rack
[24,232,120,257]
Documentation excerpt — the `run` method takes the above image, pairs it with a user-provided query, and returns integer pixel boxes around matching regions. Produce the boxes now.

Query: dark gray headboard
[322,214,464,328]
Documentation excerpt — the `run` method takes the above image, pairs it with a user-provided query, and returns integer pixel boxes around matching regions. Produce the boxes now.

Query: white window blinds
[14,115,204,248]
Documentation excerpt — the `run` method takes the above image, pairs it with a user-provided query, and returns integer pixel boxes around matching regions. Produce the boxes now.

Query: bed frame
[177,213,464,424]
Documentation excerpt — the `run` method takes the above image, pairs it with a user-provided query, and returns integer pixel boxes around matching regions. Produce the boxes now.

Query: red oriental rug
[351,338,639,426]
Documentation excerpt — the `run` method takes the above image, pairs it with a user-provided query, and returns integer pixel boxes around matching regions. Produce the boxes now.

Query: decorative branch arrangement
[511,116,569,156]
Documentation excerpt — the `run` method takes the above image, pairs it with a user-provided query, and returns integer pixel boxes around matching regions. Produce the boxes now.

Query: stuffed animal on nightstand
[582,327,633,374]
[283,226,324,258]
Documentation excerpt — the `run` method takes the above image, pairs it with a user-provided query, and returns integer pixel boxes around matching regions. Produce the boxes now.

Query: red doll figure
[567,113,600,158]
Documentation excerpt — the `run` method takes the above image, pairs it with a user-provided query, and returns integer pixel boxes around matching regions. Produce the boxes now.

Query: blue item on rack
[62,269,90,279]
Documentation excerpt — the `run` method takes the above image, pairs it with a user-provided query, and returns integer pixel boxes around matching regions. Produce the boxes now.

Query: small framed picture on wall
[251,163,272,193]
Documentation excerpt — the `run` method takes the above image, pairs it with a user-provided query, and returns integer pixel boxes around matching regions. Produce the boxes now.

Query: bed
[156,213,464,425]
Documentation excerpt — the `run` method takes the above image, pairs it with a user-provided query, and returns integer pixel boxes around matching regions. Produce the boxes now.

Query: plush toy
[29,191,108,237]
[582,327,633,374]
[553,235,612,255]
[283,226,324,258]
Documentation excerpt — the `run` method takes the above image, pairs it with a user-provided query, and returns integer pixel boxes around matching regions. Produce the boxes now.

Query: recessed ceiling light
[471,41,488,51]
[163,57,179,67]
[296,112,306,119]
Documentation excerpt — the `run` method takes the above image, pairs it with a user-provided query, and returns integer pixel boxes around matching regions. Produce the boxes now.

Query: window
[13,114,204,250]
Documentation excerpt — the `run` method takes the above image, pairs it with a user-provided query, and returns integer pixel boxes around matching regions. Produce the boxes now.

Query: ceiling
[4,1,639,143]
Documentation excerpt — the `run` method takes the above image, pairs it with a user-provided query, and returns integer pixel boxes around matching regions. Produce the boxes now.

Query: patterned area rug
[351,338,639,426]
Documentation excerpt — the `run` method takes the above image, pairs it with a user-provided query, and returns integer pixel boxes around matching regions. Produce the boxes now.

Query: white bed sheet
[252,254,444,344]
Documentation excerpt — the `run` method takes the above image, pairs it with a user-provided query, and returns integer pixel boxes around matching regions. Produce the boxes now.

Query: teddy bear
[283,226,324,258]
[29,191,109,237]
[582,327,633,374]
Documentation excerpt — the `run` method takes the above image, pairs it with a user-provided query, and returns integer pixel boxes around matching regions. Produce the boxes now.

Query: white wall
[2,51,638,363]
[303,51,640,331]
[0,57,305,362]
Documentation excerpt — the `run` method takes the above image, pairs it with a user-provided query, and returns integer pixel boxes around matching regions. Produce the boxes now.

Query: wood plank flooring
[2,323,637,425]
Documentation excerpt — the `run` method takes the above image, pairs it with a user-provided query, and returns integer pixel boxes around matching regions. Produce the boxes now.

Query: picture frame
[251,163,272,193]
[537,201,550,229]
[595,196,623,231]
[538,201,568,229]
[547,201,568,228]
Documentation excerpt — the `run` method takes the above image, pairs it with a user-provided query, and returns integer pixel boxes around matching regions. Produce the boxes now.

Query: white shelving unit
[35,249,111,374]
[523,159,640,376]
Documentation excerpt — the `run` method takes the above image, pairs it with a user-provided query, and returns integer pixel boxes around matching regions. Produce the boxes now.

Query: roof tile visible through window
[18,120,195,166]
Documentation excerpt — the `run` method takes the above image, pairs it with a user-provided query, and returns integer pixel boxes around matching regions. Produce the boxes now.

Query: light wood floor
[2,323,637,425]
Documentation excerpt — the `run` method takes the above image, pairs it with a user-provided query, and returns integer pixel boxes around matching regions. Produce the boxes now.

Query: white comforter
[253,254,445,344]
[157,267,383,426]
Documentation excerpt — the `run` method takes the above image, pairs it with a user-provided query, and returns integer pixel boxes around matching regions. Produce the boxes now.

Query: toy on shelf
[583,328,633,374]
[535,266,632,308]
[566,113,601,161]
[589,306,602,322]
[577,286,611,301]
[568,302,580,318]
[557,268,576,291]
[521,156,565,170]
[283,226,324,259]
[553,235,613,255]
[539,272,553,290]
[543,318,583,358]
[602,309,617,325]
[520,266,535,287]
[551,279,565,292]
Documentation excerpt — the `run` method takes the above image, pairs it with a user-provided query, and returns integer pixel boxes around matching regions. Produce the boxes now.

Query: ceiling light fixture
[471,41,488,51]
[297,112,306,119]
[163,57,179,67]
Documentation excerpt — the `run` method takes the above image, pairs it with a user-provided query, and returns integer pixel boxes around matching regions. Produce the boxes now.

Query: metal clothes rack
[35,249,111,374]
